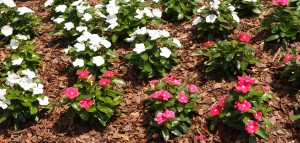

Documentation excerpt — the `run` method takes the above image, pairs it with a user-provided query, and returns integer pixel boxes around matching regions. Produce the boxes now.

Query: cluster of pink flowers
[154,109,175,125]
[234,33,250,43]
[151,90,172,101]
[283,55,300,62]
[164,76,181,85]
[273,0,289,5]
[203,41,215,47]
[235,76,255,93]
[63,70,117,110]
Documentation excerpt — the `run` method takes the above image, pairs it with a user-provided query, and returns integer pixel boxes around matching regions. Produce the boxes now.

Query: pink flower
[273,0,289,5]
[262,86,268,91]
[173,80,181,86]
[235,33,250,43]
[236,76,255,93]
[154,112,167,125]
[238,76,255,84]
[253,111,263,120]
[76,70,89,79]
[218,96,227,106]
[234,100,251,112]
[283,55,294,62]
[196,135,205,140]
[102,70,115,78]
[187,84,198,92]
[164,76,176,83]
[150,90,172,101]
[98,78,111,86]
[203,41,215,47]
[245,120,259,134]
[164,109,175,119]
[79,98,93,109]
[178,93,189,103]
[295,56,300,60]
[64,87,79,99]
[149,80,160,85]
[210,105,222,116]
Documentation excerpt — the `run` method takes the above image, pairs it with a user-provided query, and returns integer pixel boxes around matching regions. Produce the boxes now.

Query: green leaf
[71,102,81,111]
[262,116,273,127]
[170,127,182,137]
[162,127,170,141]
[226,53,235,61]
[255,127,268,140]
[141,53,148,61]
[290,114,300,120]
[87,105,97,112]
[0,111,9,123]
[179,123,189,134]
[111,35,118,43]
[143,63,152,72]
[112,78,126,86]
[266,35,279,42]
[79,111,89,121]
[66,107,75,119]
[249,135,257,143]
[29,106,38,115]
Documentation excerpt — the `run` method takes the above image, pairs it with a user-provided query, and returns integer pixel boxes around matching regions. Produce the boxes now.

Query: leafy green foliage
[258,2,300,45]
[229,0,263,16]
[146,78,201,141]
[198,38,259,75]
[153,0,200,21]
[280,51,300,86]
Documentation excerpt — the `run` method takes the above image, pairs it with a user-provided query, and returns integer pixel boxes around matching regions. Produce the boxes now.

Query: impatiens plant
[60,70,125,126]
[280,49,300,86]
[208,76,274,142]
[152,0,200,21]
[125,27,181,78]
[192,0,240,39]
[229,0,263,16]
[145,77,201,141]
[258,0,300,47]
[0,1,40,40]
[99,0,162,42]
[197,33,259,75]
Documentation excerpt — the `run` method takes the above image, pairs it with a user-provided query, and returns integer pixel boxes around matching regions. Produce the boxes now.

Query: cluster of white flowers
[104,0,120,29]
[135,7,162,19]
[126,27,181,58]
[192,0,240,25]
[0,0,16,8]
[0,89,10,109]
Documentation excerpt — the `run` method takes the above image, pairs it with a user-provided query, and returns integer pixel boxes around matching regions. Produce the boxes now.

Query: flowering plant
[145,77,201,141]
[0,1,40,40]
[60,70,125,126]
[125,27,181,78]
[192,0,240,39]
[280,50,300,86]
[208,76,274,142]
[258,0,300,46]
[197,33,259,75]
[0,41,51,128]
[229,0,263,16]
[99,0,162,42]
[152,0,200,20]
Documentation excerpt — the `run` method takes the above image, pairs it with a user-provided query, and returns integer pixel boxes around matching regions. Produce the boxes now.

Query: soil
[1,0,300,143]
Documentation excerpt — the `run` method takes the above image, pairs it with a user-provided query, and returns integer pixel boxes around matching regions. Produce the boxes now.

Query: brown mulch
[1,0,300,143]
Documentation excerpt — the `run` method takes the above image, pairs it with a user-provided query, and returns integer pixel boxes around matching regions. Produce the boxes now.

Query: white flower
[16,34,29,40]
[135,9,144,19]
[192,17,202,25]
[92,56,105,66]
[77,31,92,42]
[0,101,10,109]
[133,43,146,54]
[44,0,54,7]
[1,25,13,37]
[153,0,159,3]
[76,3,90,14]
[126,36,136,42]
[209,0,220,10]
[74,43,85,52]
[205,14,217,23]
[82,13,92,21]
[244,0,257,2]
[143,8,153,18]
[173,38,182,47]
[76,26,88,32]
[21,69,36,79]
[136,27,147,35]
[148,30,161,40]
[37,96,49,105]
[231,13,240,23]
[10,39,19,50]
[2,0,16,7]
[53,17,65,24]
[95,10,107,18]
[160,47,172,58]
[106,0,120,15]
[106,15,118,29]
[18,77,34,91]
[0,89,7,99]
[5,72,20,86]
[33,83,44,95]
[17,7,34,15]
[64,46,71,54]
[99,38,111,48]
[12,57,23,65]
[73,59,84,67]
[152,9,162,18]
[228,5,235,11]
[55,5,67,13]
[160,30,170,37]
[64,22,74,30]
[71,0,83,6]
[197,6,206,13]
[95,4,104,8]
